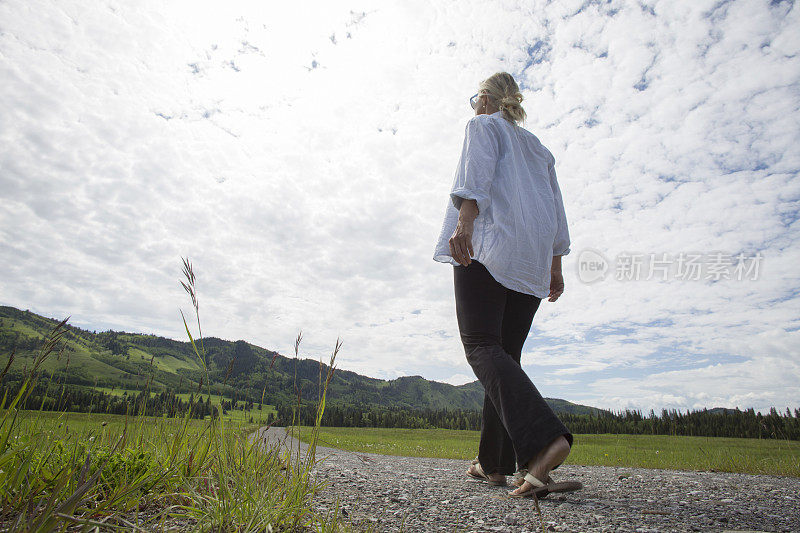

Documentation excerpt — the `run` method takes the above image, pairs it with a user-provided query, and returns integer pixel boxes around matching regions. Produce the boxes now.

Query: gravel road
[252,427,799,533]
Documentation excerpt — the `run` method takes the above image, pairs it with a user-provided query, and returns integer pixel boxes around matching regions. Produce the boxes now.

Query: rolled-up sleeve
[449,116,499,217]
[549,159,571,256]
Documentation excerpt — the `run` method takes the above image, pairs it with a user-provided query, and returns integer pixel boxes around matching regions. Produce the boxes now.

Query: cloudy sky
[1,0,798,415]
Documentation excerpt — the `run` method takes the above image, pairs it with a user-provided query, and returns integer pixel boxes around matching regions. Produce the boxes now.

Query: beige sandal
[509,471,582,499]
[513,470,554,487]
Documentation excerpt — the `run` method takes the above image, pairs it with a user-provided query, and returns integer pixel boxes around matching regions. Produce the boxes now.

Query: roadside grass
[294,426,800,477]
[0,406,329,531]
[0,257,355,532]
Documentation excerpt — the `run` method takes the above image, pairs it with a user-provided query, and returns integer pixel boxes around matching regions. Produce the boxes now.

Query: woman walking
[432,72,582,498]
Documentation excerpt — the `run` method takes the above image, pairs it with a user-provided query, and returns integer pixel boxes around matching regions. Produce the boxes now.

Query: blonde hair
[479,71,526,126]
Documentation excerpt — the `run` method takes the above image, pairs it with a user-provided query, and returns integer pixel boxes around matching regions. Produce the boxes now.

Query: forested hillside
[0,306,599,415]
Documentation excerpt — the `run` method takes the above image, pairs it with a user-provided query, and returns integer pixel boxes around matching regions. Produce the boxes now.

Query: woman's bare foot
[509,435,570,496]
[467,463,506,484]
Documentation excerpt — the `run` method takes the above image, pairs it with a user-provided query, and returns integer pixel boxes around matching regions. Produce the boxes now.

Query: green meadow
[294,426,800,477]
[9,410,257,447]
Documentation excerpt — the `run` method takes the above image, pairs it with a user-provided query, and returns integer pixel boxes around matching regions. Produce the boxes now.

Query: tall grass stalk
[0,259,347,531]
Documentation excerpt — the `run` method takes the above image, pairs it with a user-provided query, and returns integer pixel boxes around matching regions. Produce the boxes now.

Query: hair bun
[499,93,523,108]
[479,72,527,125]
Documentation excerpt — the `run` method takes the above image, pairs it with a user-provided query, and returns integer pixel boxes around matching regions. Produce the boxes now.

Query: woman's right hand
[449,218,474,266]
[449,200,479,266]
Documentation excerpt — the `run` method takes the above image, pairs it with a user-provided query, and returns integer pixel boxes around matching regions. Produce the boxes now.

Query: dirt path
[252,427,799,533]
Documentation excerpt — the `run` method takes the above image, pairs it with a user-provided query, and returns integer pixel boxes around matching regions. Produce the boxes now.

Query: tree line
[279,402,800,440]
[1,381,217,419]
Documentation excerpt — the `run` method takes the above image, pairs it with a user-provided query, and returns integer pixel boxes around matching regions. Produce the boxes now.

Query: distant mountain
[705,407,742,415]
[0,306,607,416]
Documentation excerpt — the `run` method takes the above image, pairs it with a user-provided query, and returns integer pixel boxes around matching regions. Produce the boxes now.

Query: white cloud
[442,373,474,386]
[1,0,798,414]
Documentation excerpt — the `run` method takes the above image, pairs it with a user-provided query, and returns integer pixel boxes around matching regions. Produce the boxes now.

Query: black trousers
[454,260,574,475]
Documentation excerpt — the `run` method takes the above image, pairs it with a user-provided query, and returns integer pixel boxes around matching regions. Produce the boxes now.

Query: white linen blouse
[432,111,571,298]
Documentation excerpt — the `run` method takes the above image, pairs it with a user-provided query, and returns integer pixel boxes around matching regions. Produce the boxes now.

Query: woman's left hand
[548,271,564,302]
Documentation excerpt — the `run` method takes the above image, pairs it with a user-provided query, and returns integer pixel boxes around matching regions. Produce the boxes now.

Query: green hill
[0,305,606,416]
